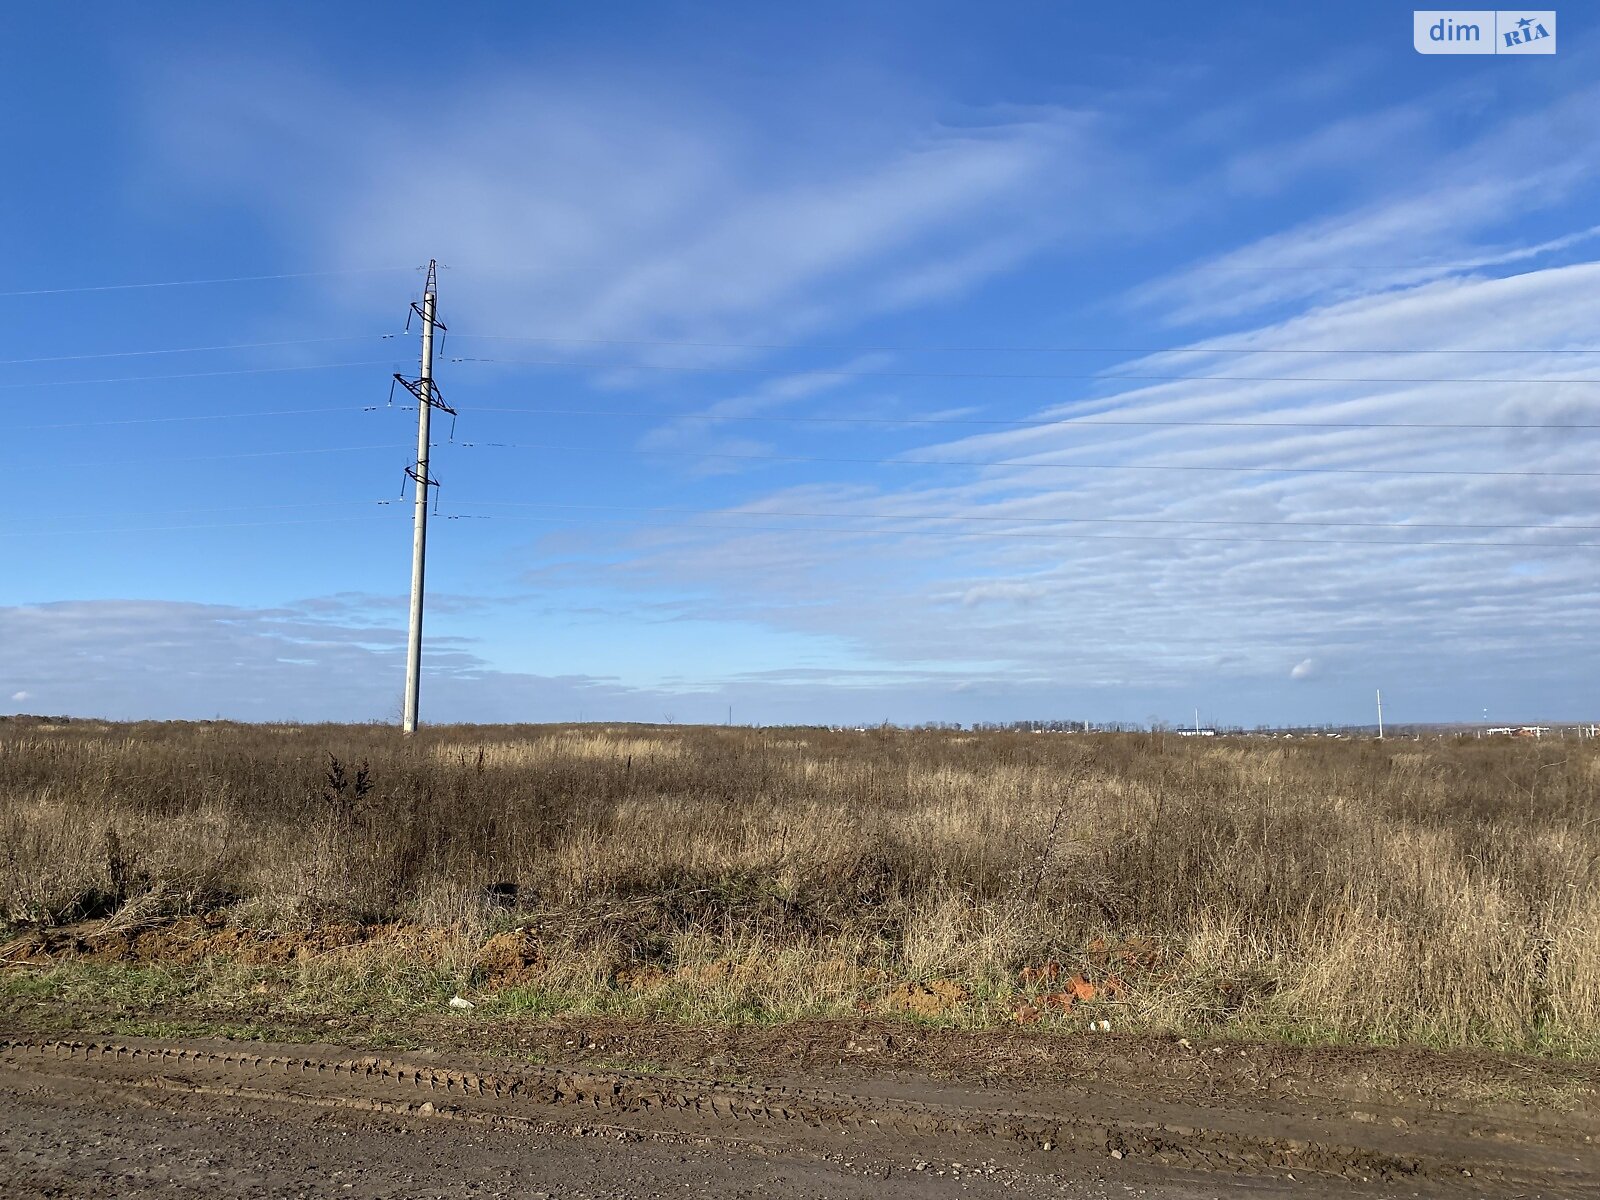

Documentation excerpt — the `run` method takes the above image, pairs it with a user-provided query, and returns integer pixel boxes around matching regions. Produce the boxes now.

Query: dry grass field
[1,719,1597,1056]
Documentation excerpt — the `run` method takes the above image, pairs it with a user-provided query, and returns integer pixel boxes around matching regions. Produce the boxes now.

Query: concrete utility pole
[403,263,440,734]
[1376,689,1384,740]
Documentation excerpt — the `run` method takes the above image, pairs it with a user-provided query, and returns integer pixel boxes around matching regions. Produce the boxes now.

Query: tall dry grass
[1,718,1596,1052]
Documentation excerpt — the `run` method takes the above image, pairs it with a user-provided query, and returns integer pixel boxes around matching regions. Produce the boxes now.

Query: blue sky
[3,2,1598,727]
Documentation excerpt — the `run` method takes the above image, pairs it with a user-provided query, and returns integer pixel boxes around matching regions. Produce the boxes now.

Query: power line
[444,255,1590,281]
[0,360,398,392]
[14,256,1560,304]
[20,397,1588,434]
[443,510,1600,552]
[449,354,1600,387]
[17,406,370,431]
[454,440,1600,479]
[453,332,1600,357]
[471,404,1600,434]
[18,491,1587,537]
[0,266,414,299]
[21,400,1586,435]
[0,514,405,539]
[456,498,1600,535]
[45,443,412,469]
[0,500,393,524]
[0,334,397,368]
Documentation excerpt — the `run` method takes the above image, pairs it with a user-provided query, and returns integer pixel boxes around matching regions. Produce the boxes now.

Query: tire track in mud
[0,1038,1588,1192]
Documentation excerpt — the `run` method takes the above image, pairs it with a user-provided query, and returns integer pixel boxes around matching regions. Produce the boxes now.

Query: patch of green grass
[482,984,591,1019]
[7,957,1600,1066]
[1,962,193,1009]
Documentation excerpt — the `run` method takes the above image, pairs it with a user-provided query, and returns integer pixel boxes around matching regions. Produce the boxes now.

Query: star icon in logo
[1517,16,1534,30]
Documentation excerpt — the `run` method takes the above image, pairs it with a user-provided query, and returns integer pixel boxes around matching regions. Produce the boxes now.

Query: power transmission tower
[396,260,452,734]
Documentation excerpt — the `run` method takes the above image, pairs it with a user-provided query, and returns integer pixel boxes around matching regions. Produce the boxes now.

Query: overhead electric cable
[0,266,414,298]
[0,514,405,539]
[22,401,1587,434]
[18,406,372,431]
[453,332,1600,357]
[455,498,1600,535]
[1,334,398,367]
[442,510,1600,551]
[448,355,1600,386]
[0,360,398,392]
[453,440,1600,480]
[470,405,1600,433]
[0,500,394,524]
[46,443,413,469]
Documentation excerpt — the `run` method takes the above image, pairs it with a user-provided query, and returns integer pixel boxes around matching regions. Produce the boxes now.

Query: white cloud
[634,358,894,469]
[1126,82,1600,326]
[10,691,30,702]
[107,48,1600,726]
[961,582,1047,607]
[0,598,1190,727]
[0,600,666,723]
[145,65,1142,355]
[1289,660,1317,681]
[556,260,1600,719]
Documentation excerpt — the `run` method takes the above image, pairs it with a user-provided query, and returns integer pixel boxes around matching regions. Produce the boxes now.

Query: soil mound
[884,979,969,1016]
[475,930,543,988]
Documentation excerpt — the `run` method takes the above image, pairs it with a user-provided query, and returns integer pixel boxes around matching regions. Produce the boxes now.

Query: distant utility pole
[1376,689,1384,740]
[398,261,452,734]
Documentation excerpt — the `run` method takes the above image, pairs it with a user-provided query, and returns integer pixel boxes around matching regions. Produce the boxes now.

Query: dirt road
[1,1035,1595,1198]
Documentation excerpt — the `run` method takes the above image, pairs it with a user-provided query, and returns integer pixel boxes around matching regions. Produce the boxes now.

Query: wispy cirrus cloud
[547,259,1600,721]
[101,41,1600,728]
[1126,81,1600,326]
[145,64,1149,355]
[635,356,893,461]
